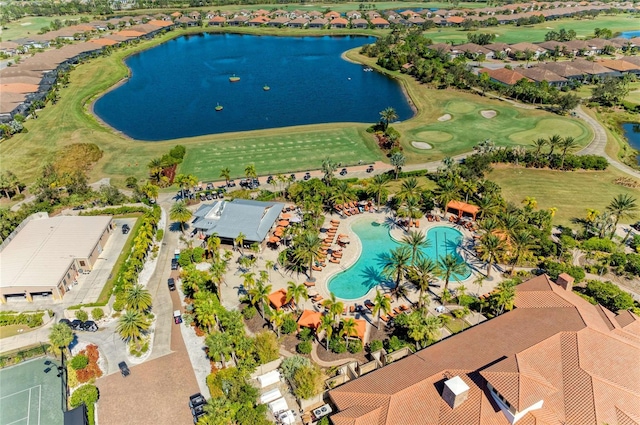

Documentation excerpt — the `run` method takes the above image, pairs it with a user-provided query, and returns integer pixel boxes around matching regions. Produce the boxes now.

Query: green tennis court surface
[0,358,63,425]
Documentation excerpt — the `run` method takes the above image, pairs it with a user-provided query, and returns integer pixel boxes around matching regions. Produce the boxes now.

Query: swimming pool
[327,220,471,300]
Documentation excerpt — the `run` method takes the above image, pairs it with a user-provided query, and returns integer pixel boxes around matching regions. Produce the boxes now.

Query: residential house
[450,43,492,59]
[307,11,323,19]
[571,58,620,78]
[562,39,592,56]
[267,16,289,27]
[370,17,390,29]
[480,67,530,85]
[247,16,270,27]
[308,18,328,29]
[346,11,362,19]
[330,18,349,29]
[599,59,640,76]
[208,16,227,26]
[188,11,201,21]
[509,42,547,59]
[0,41,20,56]
[408,16,427,26]
[253,9,270,16]
[519,66,569,86]
[226,15,250,26]
[537,61,586,80]
[350,18,369,29]
[445,16,465,26]
[366,11,381,19]
[324,11,341,20]
[287,17,309,28]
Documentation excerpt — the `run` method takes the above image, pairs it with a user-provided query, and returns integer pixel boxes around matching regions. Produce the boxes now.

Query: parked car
[366,165,374,173]
[81,321,98,332]
[72,205,85,210]
[339,168,348,176]
[206,183,213,190]
[168,278,176,291]
[59,318,72,327]
[304,172,311,181]
[189,393,206,408]
[171,259,179,270]
[191,403,206,422]
[121,224,130,235]
[70,319,84,331]
[632,221,640,232]
[290,173,296,181]
[174,310,182,325]
[118,361,130,377]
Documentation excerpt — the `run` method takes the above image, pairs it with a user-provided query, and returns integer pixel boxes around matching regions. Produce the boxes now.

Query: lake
[620,31,640,39]
[622,122,640,164]
[94,34,414,141]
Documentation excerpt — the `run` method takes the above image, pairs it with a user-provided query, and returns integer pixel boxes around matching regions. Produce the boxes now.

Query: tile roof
[329,275,640,425]
[480,67,530,85]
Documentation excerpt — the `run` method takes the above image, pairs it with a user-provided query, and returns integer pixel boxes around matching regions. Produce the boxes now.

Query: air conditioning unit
[312,404,332,419]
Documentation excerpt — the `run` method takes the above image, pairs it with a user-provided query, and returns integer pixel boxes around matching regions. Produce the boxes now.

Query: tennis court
[0,358,63,425]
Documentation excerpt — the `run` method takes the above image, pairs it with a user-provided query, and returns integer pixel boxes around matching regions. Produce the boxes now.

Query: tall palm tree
[268,307,287,338]
[249,282,272,318]
[285,281,308,312]
[379,107,398,131]
[321,157,338,185]
[434,180,459,218]
[210,259,228,302]
[494,280,517,315]
[194,296,219,333]
[401,230,430,265]
[606,194,638,238]
[368,174,390,208]
[169,201,192,233]
[559,136,579,169]
[49,323,74,355]
[547,134,562,158]
[372,289,392,328]
[174,173,189,199]
[242,272,256,295]
[436,254,468,296]
[531,137,547,165]
[397,177,422,201]
[406,257,437,308]
[117,310,150,345]
[126,284,152,312]
[322,293,344,327]
[330,180,356,206]
[398,197,423,228]
[235,232,246,255]
[147,158,163,183]
[319,314,334,350]
[206,233,221,261]
[293,232,323,280]
[219,167,231,186]
[340,318,358,344]
[476,233,506,278]
[205,331,231,368]
[390,152,406,180]
[509,229,536,275]
[382,246,412,293]
[244,163,257,179]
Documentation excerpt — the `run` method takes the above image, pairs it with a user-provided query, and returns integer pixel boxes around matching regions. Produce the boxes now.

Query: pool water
[327,220,471,300]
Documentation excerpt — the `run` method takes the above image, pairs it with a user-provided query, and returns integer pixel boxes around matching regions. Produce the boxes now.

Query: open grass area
[443,315,470,334]
[488,164,640,226]
[425,15,640,44]
[0,325,31,339]
[0,15,86,41]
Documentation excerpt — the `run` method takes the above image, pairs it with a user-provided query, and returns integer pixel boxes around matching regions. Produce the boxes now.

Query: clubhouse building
[0,214,114,303]
[328,274,640,425]
[191,199,284,247]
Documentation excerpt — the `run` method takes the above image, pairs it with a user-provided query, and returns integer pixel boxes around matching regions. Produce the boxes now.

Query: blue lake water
[622,122,640,164]
[620,31,640,39]
[328,220,471,300]
[94,34,413,141]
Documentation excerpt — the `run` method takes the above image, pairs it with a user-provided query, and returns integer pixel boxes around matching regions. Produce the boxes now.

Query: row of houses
[479,56,640,87]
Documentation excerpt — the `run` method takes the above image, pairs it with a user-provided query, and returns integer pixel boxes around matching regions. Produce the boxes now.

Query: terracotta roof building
[480,67,530,86]
[329,274,640,425]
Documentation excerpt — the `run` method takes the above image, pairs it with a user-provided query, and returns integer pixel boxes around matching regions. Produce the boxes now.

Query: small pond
[621,122,640,164]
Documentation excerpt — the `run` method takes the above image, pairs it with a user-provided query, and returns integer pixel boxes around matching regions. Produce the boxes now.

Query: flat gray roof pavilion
[192,199,285,246]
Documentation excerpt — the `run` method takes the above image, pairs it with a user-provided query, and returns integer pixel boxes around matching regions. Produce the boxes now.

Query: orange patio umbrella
[269,236,280,243]
[278,220,290,226]
[281,213,291,219]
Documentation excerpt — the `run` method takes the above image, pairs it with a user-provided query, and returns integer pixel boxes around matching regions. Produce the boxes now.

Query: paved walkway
[310,341,356,367]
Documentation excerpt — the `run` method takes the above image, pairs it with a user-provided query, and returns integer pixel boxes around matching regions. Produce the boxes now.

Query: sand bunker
[411,142,432,150]
[437,114,452,122]
[481,110,497,119]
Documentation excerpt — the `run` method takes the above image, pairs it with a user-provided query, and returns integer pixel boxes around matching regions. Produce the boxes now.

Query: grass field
[0,325,32,339]
[488,164,640,226]
[0,15,85,41]
[425,15,640,44]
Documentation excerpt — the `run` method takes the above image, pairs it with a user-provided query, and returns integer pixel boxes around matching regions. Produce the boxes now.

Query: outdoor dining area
[267,209,301,247]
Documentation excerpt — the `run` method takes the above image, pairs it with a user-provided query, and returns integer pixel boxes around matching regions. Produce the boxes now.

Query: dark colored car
[70,320,84,331]
[72,205,85,210]
[304,172,311,180]
[59,318,72,327]
[290,173,296,181]
[82,321,98,332]
[366,165,374,173]
[171,259,179,270]
[189,393,206,408]
[121,224,130,234]
[340,168,348,176]
[632,222,640,232]
[118,361,130,377]
[168,278,176,291]
[191,404,206,418]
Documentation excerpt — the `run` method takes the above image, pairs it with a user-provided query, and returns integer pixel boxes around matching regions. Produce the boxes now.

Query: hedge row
[0,312,44,328]
[79,205,149,216]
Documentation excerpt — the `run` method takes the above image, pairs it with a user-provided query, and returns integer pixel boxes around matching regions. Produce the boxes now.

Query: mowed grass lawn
[488,164,640,226]
[180,127,380,180]
[1,15,85,41]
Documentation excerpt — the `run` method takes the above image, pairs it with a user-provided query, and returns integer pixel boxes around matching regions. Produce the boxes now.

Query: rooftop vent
[442,376,470,409]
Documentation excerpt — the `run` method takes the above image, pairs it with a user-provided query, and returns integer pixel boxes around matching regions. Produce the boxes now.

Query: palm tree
[521,196,537,211]
[494,280,517,315]
[509,230,536,275]
[209,259,227,302]
[205,331,231,368]
[606,194,638,238]
[235,232,246,255]
[340,318,358,344]
[169,201,192,233]
[194,295,219,333]
[436,254,468,296]
[398,197,423,228]
[140,181,159,202]
[206,233,221,261]
[322,293,344,327]
[397,177,422,201]
[547,134,562,158]
[330,180,356,206]
[368,174,390,208]
[268,307,287,338]
[244,163,257,179]
[559,136,579,169]
[147,158,163,183]
[476,233,506,278]
[248,281,272,318]
[117,310,150,344]
[293,232,322,280]
[531,137,547,165]
[379,106,398,131]
[390,152,406,180]
[321,157,338,185]
[242,272,256,295]
[382,246,412,294]
[319,314,334,350]
[401,230,430,265]
[434,180,459,218]
[219,167,231,186]
[406,257,437,308]
[372,289,391,328]
[285,281,308,312]
[126,284,152,312]
[174,173,189,199]
[49,323,74,355]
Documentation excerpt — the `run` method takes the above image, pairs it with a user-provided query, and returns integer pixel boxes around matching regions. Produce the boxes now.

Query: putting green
[445,100,476,114]
[414,131,453,144]
[509,119,590,145]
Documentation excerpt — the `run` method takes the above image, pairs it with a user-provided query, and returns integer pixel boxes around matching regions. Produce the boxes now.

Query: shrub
[318,417,330,425]
[155,229,164,241]
[255,332,279,364]
[280,355,310,380]
[625,253,640,276]
[292,364,323,399]
[91,308,104,321]
[582,237,617,253]
[385,335,408,352]
[452,309,466,319]
[242,306,257,320]
[368,339,384,352]
[584,280,634,311]
[347,340,363,354]
[0,312,44,328]
[281,315,297,335]
[297,341,312,354]
[329,337,346,354]
[67,366,79,389]
[298,327,313,342]
[69,384,99,408]
[75,310,88,321]
[70,354,89,370]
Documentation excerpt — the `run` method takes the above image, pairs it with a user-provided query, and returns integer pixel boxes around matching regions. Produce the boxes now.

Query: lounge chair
[329,258,341,264]
[312,265,323,272]
[349,305,355,313]
[380,315,389,322]
[364,301,374,310]
[304,281,316,287]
